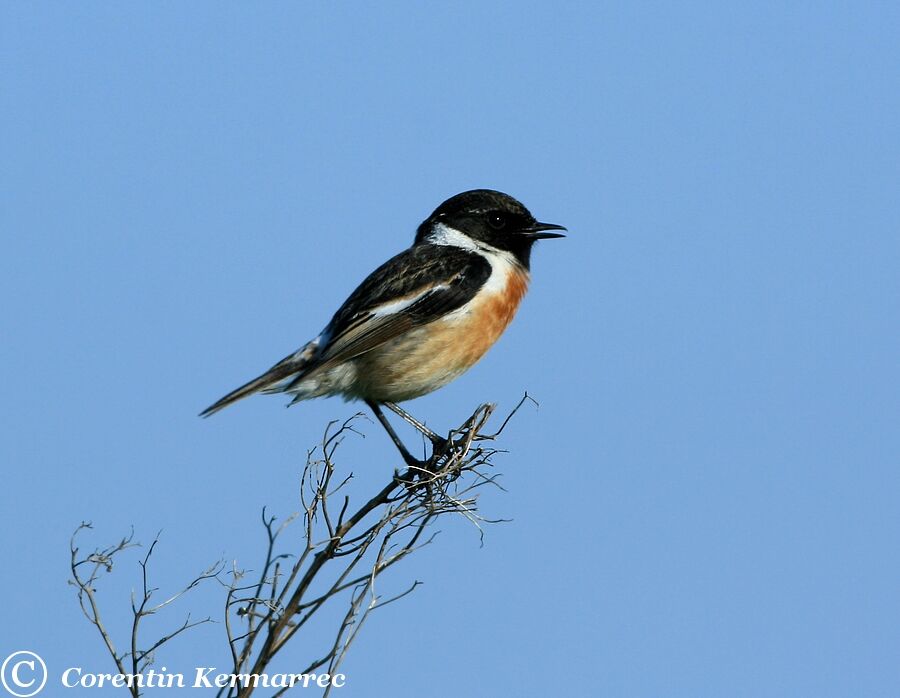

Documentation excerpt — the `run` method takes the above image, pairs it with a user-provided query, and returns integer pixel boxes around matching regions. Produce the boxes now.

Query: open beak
[521,222,567,240]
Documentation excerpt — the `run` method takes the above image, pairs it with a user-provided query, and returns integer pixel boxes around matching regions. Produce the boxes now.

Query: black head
[415,189,565,269]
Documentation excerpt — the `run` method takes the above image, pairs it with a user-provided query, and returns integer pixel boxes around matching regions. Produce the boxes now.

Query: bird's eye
[487,213,506,230]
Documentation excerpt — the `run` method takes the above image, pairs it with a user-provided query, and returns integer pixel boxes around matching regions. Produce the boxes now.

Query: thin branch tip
[72,397,530,698]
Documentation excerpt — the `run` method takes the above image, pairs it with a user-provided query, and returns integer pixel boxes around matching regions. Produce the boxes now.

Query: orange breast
[449,265,530,371]
[351,264,530,402]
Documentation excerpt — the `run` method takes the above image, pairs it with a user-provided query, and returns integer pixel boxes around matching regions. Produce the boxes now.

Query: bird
[200,189,565,466]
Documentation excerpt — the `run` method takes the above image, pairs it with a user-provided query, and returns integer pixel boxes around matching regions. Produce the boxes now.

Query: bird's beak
[521,222,567,240]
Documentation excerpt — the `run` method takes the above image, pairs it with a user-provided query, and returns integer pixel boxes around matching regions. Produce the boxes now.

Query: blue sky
[2,2,898,696]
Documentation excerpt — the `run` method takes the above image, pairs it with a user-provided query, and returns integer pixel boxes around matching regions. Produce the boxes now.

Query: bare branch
[73,398,529,697]
[69,526,223,697]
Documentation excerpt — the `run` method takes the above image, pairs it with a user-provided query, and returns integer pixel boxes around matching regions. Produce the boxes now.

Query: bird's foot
[428,433,450,458]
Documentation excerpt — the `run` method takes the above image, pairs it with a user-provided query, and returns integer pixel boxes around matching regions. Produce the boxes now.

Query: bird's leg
[365,400,428,472]
[383,402,449,453]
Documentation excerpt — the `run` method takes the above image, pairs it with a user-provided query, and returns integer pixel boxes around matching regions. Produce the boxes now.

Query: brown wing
[201,244,493,413]
[295,245,491,375]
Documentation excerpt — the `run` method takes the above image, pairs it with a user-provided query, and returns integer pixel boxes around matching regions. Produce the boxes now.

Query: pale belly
[286,257,530,403]
[348,270,529,402]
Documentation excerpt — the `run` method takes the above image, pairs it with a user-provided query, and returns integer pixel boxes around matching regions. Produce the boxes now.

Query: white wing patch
[368,284,450,318]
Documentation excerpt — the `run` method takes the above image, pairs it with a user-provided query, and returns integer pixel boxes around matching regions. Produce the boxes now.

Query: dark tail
[199,358,303,418]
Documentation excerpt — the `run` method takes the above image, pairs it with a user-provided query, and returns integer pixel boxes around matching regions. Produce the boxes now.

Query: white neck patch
[426,222,519,264]
[426,222,481,251]
[425,223,527,299]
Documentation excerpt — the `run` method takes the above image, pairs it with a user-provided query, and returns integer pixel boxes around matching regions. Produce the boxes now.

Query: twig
[72,398,530,697]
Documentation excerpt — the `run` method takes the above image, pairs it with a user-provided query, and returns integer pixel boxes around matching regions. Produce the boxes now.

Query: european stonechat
[201,189,565,465]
